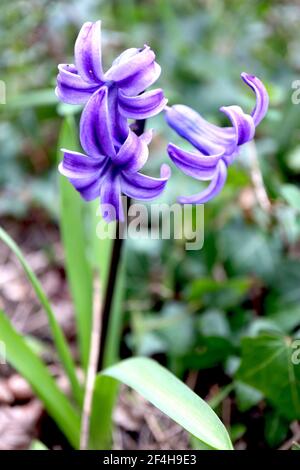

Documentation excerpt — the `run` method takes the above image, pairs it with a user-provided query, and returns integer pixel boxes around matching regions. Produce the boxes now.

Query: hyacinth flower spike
[56,21,167,142]
[165,73,269,204]
[58,88,170,222]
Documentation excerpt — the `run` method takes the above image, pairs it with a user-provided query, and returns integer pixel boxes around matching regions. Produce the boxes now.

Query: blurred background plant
[1,0,300,450]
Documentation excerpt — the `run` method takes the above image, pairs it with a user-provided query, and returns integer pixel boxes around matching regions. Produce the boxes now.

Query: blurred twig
[279,421,300,450]
[247,141,272,214]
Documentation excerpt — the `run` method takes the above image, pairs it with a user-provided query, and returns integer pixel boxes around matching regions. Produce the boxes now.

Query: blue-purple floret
[56,21,170,222]
[165,73,269,204]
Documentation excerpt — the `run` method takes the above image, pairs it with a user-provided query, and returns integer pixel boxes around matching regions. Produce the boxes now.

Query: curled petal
[121,164,171,200]
[58,150,110,201]
[74,21,104,83]
[113,129,152,173]
[68,175,101,201]
[118,89,167,120]
[241,72,269,126]
[178,160,227,204]
[107,86,130,146]
[56,64,99,104]
[111,48,141,66]
[166,105,234,142]
[118,62,161,96]
[100,171,124,222]
[105,45,155,82]
[106,46,161,95]
[80,87,116,158]
[220,105,255,145]
[167,143,221,181]
[140,129,153,145]
[165,105,230,155]
[58,149,107,178]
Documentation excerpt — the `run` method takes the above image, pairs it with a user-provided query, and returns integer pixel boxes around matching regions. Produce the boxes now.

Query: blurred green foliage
[1,0,300,448]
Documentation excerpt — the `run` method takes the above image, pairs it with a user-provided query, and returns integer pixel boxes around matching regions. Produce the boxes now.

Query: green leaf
[281,184,300,211]
[237,334,300,420]
[89,199,113,291]
[264,411,289,448]
[130,302,195,357]
[29,440,48,450]
[183,336,233,369]
[267,260,300,306]
[182,310,234,369]
[198,309,231,337]
[158,302,195,355]
[0,226,82,406]
[90,357,233,450]
[58,116,93,371]
[269,306,300,333]
[0,311,80,448]
[190,436,215,450]
[188,277,251,309]
[89,376,119,450]
[208,383,235,410]
[8,89,57,109]
[218,224,281,282]
[229,423,246,443]
[234,381,263,412]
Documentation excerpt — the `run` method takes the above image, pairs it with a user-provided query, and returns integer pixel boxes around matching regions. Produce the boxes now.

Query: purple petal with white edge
[56,64,99,104]
[106,44,161,96]
[113,129,153,173]
[68,174,101,201]
[80,87,116,158]
[105,45,155,82]
[165,105,230,155]
[178,160,228,205]
[168,143,223,168]
[100,171,124,222]
[121,164,171,200]
[166,105,234,142]
[58,149,108,179]
[118,89,167,120]
[241,73,269,126]
[167,143,221,181]
[117,61,161,96]
[107,86,130,146]
[58,150,110,202]
[111,48,141,67]
[140,129,153,146]
[74,21,104,83]
[220,105,255,146]
[222,149,239,167]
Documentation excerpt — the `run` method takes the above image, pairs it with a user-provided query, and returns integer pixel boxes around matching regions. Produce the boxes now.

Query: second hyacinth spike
[165,73,269,204]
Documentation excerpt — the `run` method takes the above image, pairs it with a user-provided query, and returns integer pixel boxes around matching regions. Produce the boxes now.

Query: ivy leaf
[237,334,300,421]
[281,184,300,212]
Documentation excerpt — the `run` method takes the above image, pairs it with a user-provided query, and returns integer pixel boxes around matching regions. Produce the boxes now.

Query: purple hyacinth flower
[56,21,167,142]
[58,88,171,222]
[165,73,269,204]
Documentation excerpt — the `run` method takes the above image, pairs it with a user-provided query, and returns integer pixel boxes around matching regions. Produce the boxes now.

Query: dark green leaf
[237,334,300,420]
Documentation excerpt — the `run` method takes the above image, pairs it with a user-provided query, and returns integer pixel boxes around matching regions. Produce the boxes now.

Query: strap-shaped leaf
[90,357,233,450]
[0,311,80,448]
[58,116,93,371]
